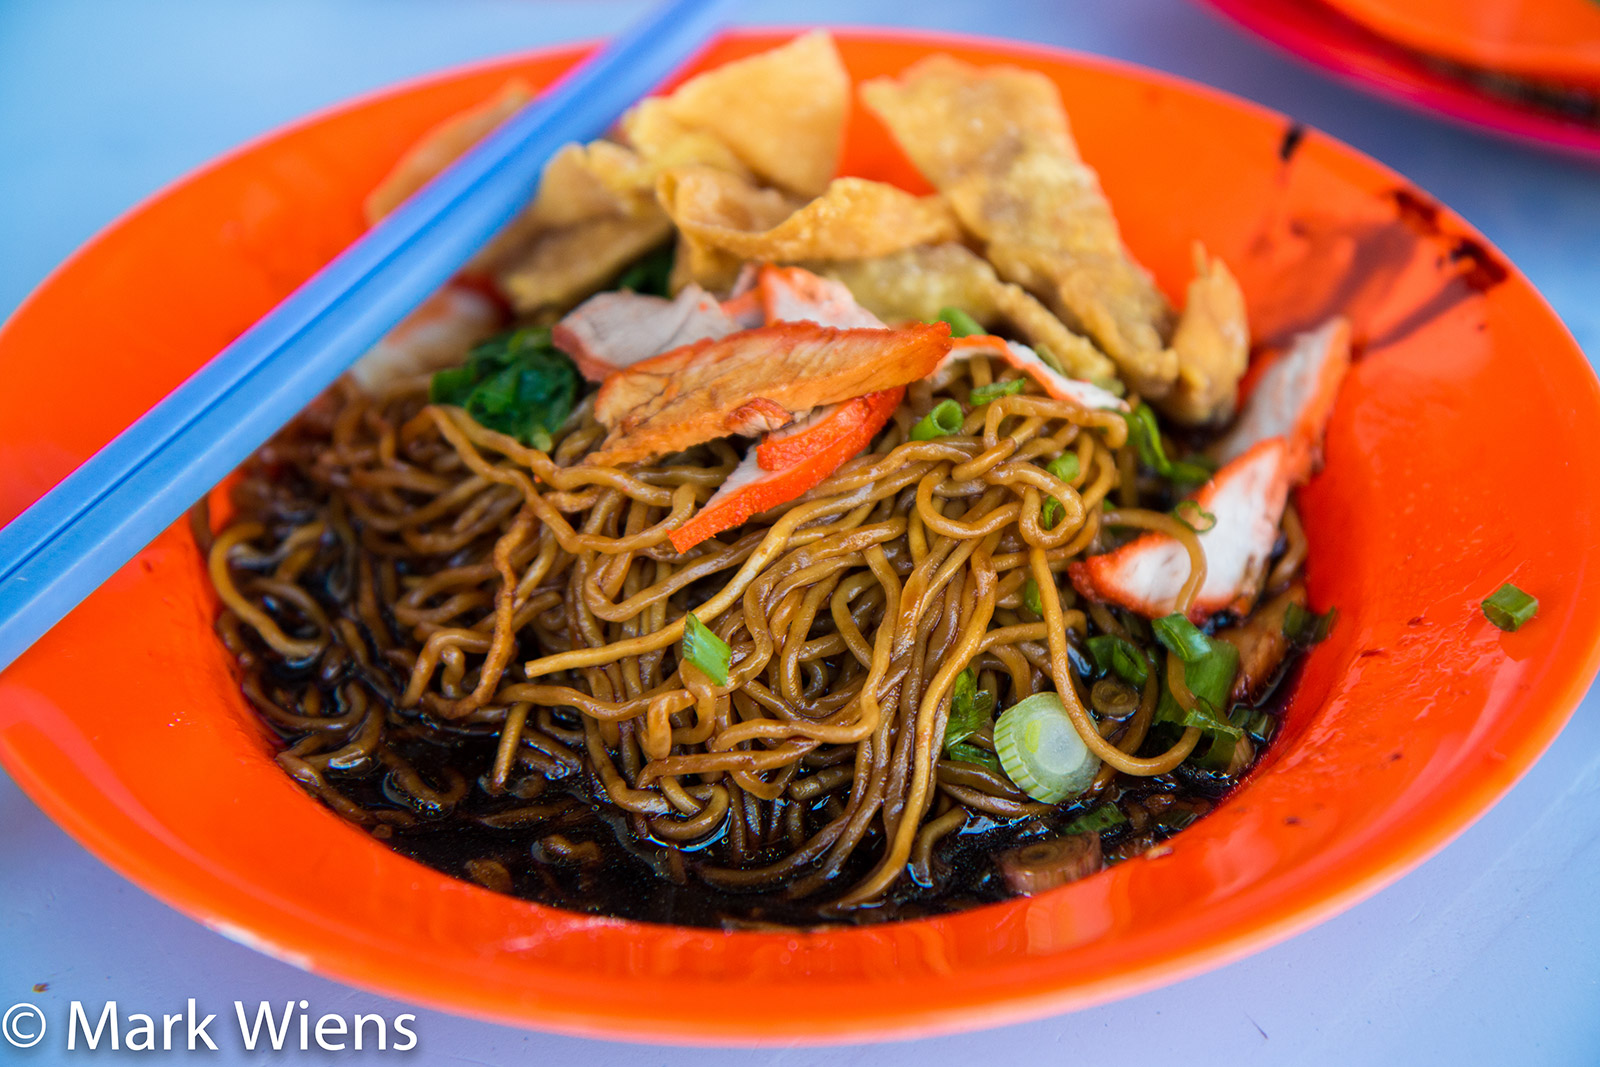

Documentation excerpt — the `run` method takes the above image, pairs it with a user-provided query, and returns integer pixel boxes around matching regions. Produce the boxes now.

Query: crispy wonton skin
[658,168,960,290]
[650,30,849,198]
[861,57,1178,398]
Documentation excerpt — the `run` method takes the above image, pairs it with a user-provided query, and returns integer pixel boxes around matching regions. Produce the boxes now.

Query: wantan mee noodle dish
[202,33,1361,927]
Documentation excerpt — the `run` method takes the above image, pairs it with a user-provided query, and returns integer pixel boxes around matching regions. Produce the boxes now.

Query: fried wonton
[819,244,1115,382]
[1164,244,1250,425]
[647,30,849,198]
[657,167,960,290]
[861,58,1179,400]
[495,32,851,313]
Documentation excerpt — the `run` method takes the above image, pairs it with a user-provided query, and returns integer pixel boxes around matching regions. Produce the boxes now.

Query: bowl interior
[2,30,1598,1043]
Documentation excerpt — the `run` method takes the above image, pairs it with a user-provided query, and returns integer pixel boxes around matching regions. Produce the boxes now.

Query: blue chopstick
[0,0,737,674]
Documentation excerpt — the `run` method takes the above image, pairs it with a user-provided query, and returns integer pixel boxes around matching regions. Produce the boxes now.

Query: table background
[2,1,1597,1063]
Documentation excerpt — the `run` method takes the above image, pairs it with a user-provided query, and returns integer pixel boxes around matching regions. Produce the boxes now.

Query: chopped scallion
[936,306,984,338]
[680,611,731,686]
[1085,634,1149,688]
[1047,452,1081,484]
[1121,402,1214,488]
[1172,499,1217,533]
[911,399,963,441]
[944,668,995,749]
[1062,803,1129,836]
[1024,579,1044,617]
[993,692,1100,803]
[1283,601,1338,646]
[945,741,1001,772]
[969,377,1027,405]
[1482,583,1538,632]
[1153,613,1211,663]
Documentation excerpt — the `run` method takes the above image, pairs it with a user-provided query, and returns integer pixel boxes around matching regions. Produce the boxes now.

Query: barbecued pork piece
[552,284,740,381]
[587,320,951,466]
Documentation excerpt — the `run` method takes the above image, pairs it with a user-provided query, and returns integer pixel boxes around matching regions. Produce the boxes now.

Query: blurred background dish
[1196,0,1600,158]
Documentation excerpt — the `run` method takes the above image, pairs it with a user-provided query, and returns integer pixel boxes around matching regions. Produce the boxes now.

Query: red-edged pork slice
[553,283,741,382]
[931,335,1128,412]
[759,265,886,328]
[1214,317,1351,484]
[587,320,951,467]
[350,281,505,390]
[1069,438,1291,620]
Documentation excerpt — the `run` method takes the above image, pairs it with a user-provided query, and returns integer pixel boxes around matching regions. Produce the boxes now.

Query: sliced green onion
[1047,452,1081,484]
[969,377,1027,404]
[1023,579,1044,617]
[680,611,730,686]
[945,741,1001,772]
[910,399,963,441]
[1482,583,1538,632]
[1181,638,1239,712]
[1168,458,1218,489]
[1172,499,1217,533]
[1085,634,1149,687]
[1121,402,1214,488]
[936,306,984,338]
[1062,803,1128,836]
[943,668,995,749]
[1154,683,1243,738]
[1152,613,1211,663]
[1283,601,1338,646]
[993,692,1100,803]
[1195,733,1239,771]
[1038,452,1080,530]
[1156,808,1199,833]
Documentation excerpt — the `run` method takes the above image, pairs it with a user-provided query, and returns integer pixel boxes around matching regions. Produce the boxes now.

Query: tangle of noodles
[205,352,1306,927]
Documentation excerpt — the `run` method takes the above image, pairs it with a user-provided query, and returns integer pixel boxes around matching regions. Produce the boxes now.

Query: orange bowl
[2,29,1598,1044]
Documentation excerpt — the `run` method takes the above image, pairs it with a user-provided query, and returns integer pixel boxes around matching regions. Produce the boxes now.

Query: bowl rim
[3,25,1598,1045]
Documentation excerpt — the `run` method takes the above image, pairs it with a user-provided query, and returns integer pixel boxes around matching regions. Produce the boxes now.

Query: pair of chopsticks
[0,0,736,674]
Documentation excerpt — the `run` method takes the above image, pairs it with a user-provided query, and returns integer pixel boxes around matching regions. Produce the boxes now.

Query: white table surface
[2,1,1598,1063]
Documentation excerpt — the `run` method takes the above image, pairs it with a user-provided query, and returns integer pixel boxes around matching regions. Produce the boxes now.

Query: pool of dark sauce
[245,607,1302,930]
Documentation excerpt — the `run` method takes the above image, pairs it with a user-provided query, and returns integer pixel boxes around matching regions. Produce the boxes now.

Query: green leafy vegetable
[680,611,731,686]
[1023,579,1045,617]
[1283,601,1339,647]
[943,668,995,750]
[1172,499,1217,533]
[613,244,675,296]
[945,741,1001,772]
[1085,634,1149,687]
[937,306,984,338]
[969,377,1027,405]
[1152,613,1212,663]
[1482,583,1538,632]
[911,399,964,441]
[1122,402,1215,488]
[429,328,579,451]
[1062,803,1129,836]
